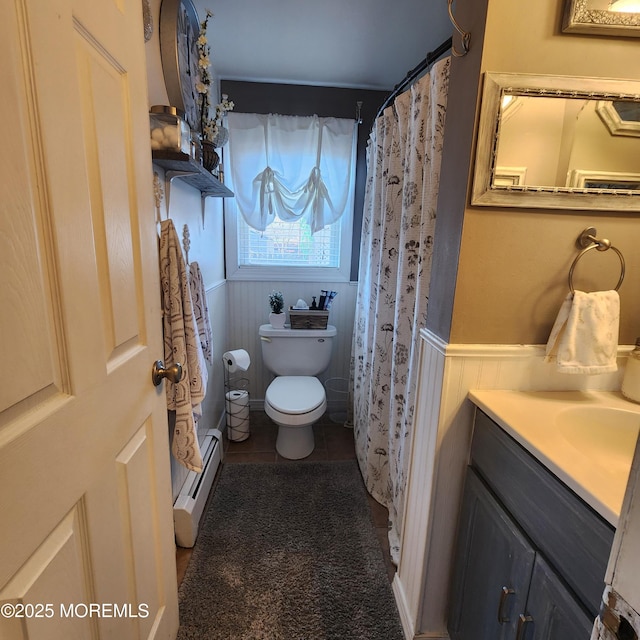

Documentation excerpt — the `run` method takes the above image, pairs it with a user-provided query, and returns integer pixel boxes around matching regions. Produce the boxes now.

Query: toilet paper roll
[225,390,250,441]
[223,349,251,373]
[225,390,249,419]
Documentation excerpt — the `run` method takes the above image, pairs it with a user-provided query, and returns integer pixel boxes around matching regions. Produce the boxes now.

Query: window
[224,112,356,282]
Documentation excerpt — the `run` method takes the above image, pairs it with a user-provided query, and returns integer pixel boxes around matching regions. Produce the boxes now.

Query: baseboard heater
[173,427,223,547]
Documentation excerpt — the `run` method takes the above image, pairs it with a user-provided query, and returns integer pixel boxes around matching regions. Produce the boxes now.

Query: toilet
[259,323,337,459]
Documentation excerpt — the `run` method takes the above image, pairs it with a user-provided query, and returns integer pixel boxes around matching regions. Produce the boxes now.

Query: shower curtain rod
[373,36,452,123]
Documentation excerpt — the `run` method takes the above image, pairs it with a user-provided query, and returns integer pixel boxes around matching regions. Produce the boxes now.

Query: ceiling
[193,0,455,91]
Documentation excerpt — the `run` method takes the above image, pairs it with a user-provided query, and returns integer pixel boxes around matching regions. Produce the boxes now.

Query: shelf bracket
[200,188,225,227]
[164,169,199,212]
[200,194,208,228]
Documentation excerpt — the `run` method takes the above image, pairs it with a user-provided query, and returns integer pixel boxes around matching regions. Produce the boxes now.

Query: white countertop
[468,390,640,527]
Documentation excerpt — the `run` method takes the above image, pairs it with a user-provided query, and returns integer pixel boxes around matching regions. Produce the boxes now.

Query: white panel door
[0,0,179,638]
[592,438,640,638]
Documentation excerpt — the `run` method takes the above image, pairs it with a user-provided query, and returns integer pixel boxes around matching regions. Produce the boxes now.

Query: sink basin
[556,406,640,473]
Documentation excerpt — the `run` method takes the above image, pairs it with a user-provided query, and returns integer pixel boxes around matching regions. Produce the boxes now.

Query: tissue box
[289,309,329,330]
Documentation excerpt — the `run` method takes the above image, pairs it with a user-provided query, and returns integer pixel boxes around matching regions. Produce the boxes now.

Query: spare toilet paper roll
[225,391,249,427]
[225,390,250,436]
[223,349,251,373]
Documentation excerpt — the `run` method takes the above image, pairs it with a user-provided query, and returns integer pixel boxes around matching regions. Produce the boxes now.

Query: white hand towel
[545,290,620,374]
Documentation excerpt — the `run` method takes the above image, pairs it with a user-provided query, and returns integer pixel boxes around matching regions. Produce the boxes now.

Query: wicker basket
[289,309,329,330]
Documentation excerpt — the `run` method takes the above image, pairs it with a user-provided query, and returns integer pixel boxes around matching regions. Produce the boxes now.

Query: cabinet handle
[497,586,515,623]
[516,613,533,640]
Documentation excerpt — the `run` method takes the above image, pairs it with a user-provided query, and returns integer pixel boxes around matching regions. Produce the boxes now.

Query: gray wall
[220,80,388,280]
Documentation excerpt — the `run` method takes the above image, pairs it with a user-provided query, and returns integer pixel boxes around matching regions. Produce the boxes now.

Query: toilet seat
[264,377,327,457]
[265,376,325,415]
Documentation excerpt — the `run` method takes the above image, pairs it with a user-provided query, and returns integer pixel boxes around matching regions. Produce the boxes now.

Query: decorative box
[289,309,329,330]
[149,105,191,155]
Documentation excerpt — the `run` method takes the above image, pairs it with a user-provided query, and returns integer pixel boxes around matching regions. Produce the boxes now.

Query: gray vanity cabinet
[525,555,594,639]
[448,469,535,639]
[448,409,614,640]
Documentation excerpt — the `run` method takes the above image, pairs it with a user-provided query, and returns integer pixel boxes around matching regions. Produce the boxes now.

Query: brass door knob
[152,360,183,386]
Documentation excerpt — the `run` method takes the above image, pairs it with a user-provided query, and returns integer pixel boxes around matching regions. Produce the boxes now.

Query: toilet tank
[259,324,337,376]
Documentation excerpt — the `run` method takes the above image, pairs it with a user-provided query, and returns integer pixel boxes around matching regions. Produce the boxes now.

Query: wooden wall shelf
[152,150,233,198]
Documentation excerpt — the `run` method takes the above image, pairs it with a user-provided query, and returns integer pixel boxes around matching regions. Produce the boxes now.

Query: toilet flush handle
[260,336,272,343]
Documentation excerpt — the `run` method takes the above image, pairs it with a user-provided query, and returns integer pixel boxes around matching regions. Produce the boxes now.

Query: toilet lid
[266,377,325,415]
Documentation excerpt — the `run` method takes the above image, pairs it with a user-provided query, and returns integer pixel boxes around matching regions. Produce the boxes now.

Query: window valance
[227,112,356,233]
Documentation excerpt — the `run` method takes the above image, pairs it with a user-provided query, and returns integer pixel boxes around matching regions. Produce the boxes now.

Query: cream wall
[497,98,571,186]
[429,0,640,345]
[570,102,640,179]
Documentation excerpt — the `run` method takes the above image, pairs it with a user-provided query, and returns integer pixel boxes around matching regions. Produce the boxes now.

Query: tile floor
[175,410,395,585]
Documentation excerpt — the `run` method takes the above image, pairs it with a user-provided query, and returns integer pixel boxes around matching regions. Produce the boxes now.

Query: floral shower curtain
[351,57,450,563]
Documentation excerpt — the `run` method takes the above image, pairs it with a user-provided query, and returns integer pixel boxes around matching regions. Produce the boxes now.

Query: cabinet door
[449,469,536,640]
[523,555,594,640]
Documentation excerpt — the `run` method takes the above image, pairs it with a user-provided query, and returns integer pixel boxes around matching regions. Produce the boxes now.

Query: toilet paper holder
[222,350,251,442]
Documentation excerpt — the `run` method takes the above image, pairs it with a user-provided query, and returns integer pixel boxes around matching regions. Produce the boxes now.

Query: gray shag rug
[177,460,405,640]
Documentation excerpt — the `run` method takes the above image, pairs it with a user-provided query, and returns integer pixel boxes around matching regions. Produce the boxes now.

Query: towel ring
[568,243,625,293]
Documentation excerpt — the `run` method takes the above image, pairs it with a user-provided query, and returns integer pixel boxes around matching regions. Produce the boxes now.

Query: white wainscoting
[394,330,630,640]
[226,281,357,408]
[199,280,228,436]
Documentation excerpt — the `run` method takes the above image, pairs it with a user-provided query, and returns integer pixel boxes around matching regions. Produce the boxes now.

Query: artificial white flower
[196,10,234,143]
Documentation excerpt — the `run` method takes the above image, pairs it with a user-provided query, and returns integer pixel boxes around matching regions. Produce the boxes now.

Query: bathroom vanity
[448,391,640,640]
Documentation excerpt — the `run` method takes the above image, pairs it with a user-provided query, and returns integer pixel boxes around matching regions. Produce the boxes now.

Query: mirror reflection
[471,72,640,211]
[494,94,640,191]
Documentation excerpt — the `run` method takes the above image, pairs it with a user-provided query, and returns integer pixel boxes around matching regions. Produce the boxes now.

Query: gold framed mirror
[471,72,640,211]
[563,0,640,37]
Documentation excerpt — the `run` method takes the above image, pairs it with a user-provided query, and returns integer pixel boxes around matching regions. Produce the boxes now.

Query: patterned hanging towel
[189,261,214,366]
[159,220,208,472]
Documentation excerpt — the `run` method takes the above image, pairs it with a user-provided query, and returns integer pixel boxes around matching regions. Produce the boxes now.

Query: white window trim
[224,196,354,282]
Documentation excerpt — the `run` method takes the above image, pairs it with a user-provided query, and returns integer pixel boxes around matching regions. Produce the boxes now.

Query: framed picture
[494,167,527,187]
[596,101,640,138]
[563,0,640,37]
[568,170,640,191]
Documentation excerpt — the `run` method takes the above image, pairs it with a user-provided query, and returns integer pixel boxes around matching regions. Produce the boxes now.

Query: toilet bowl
[265,376,326,459]
[259,324,336,460]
